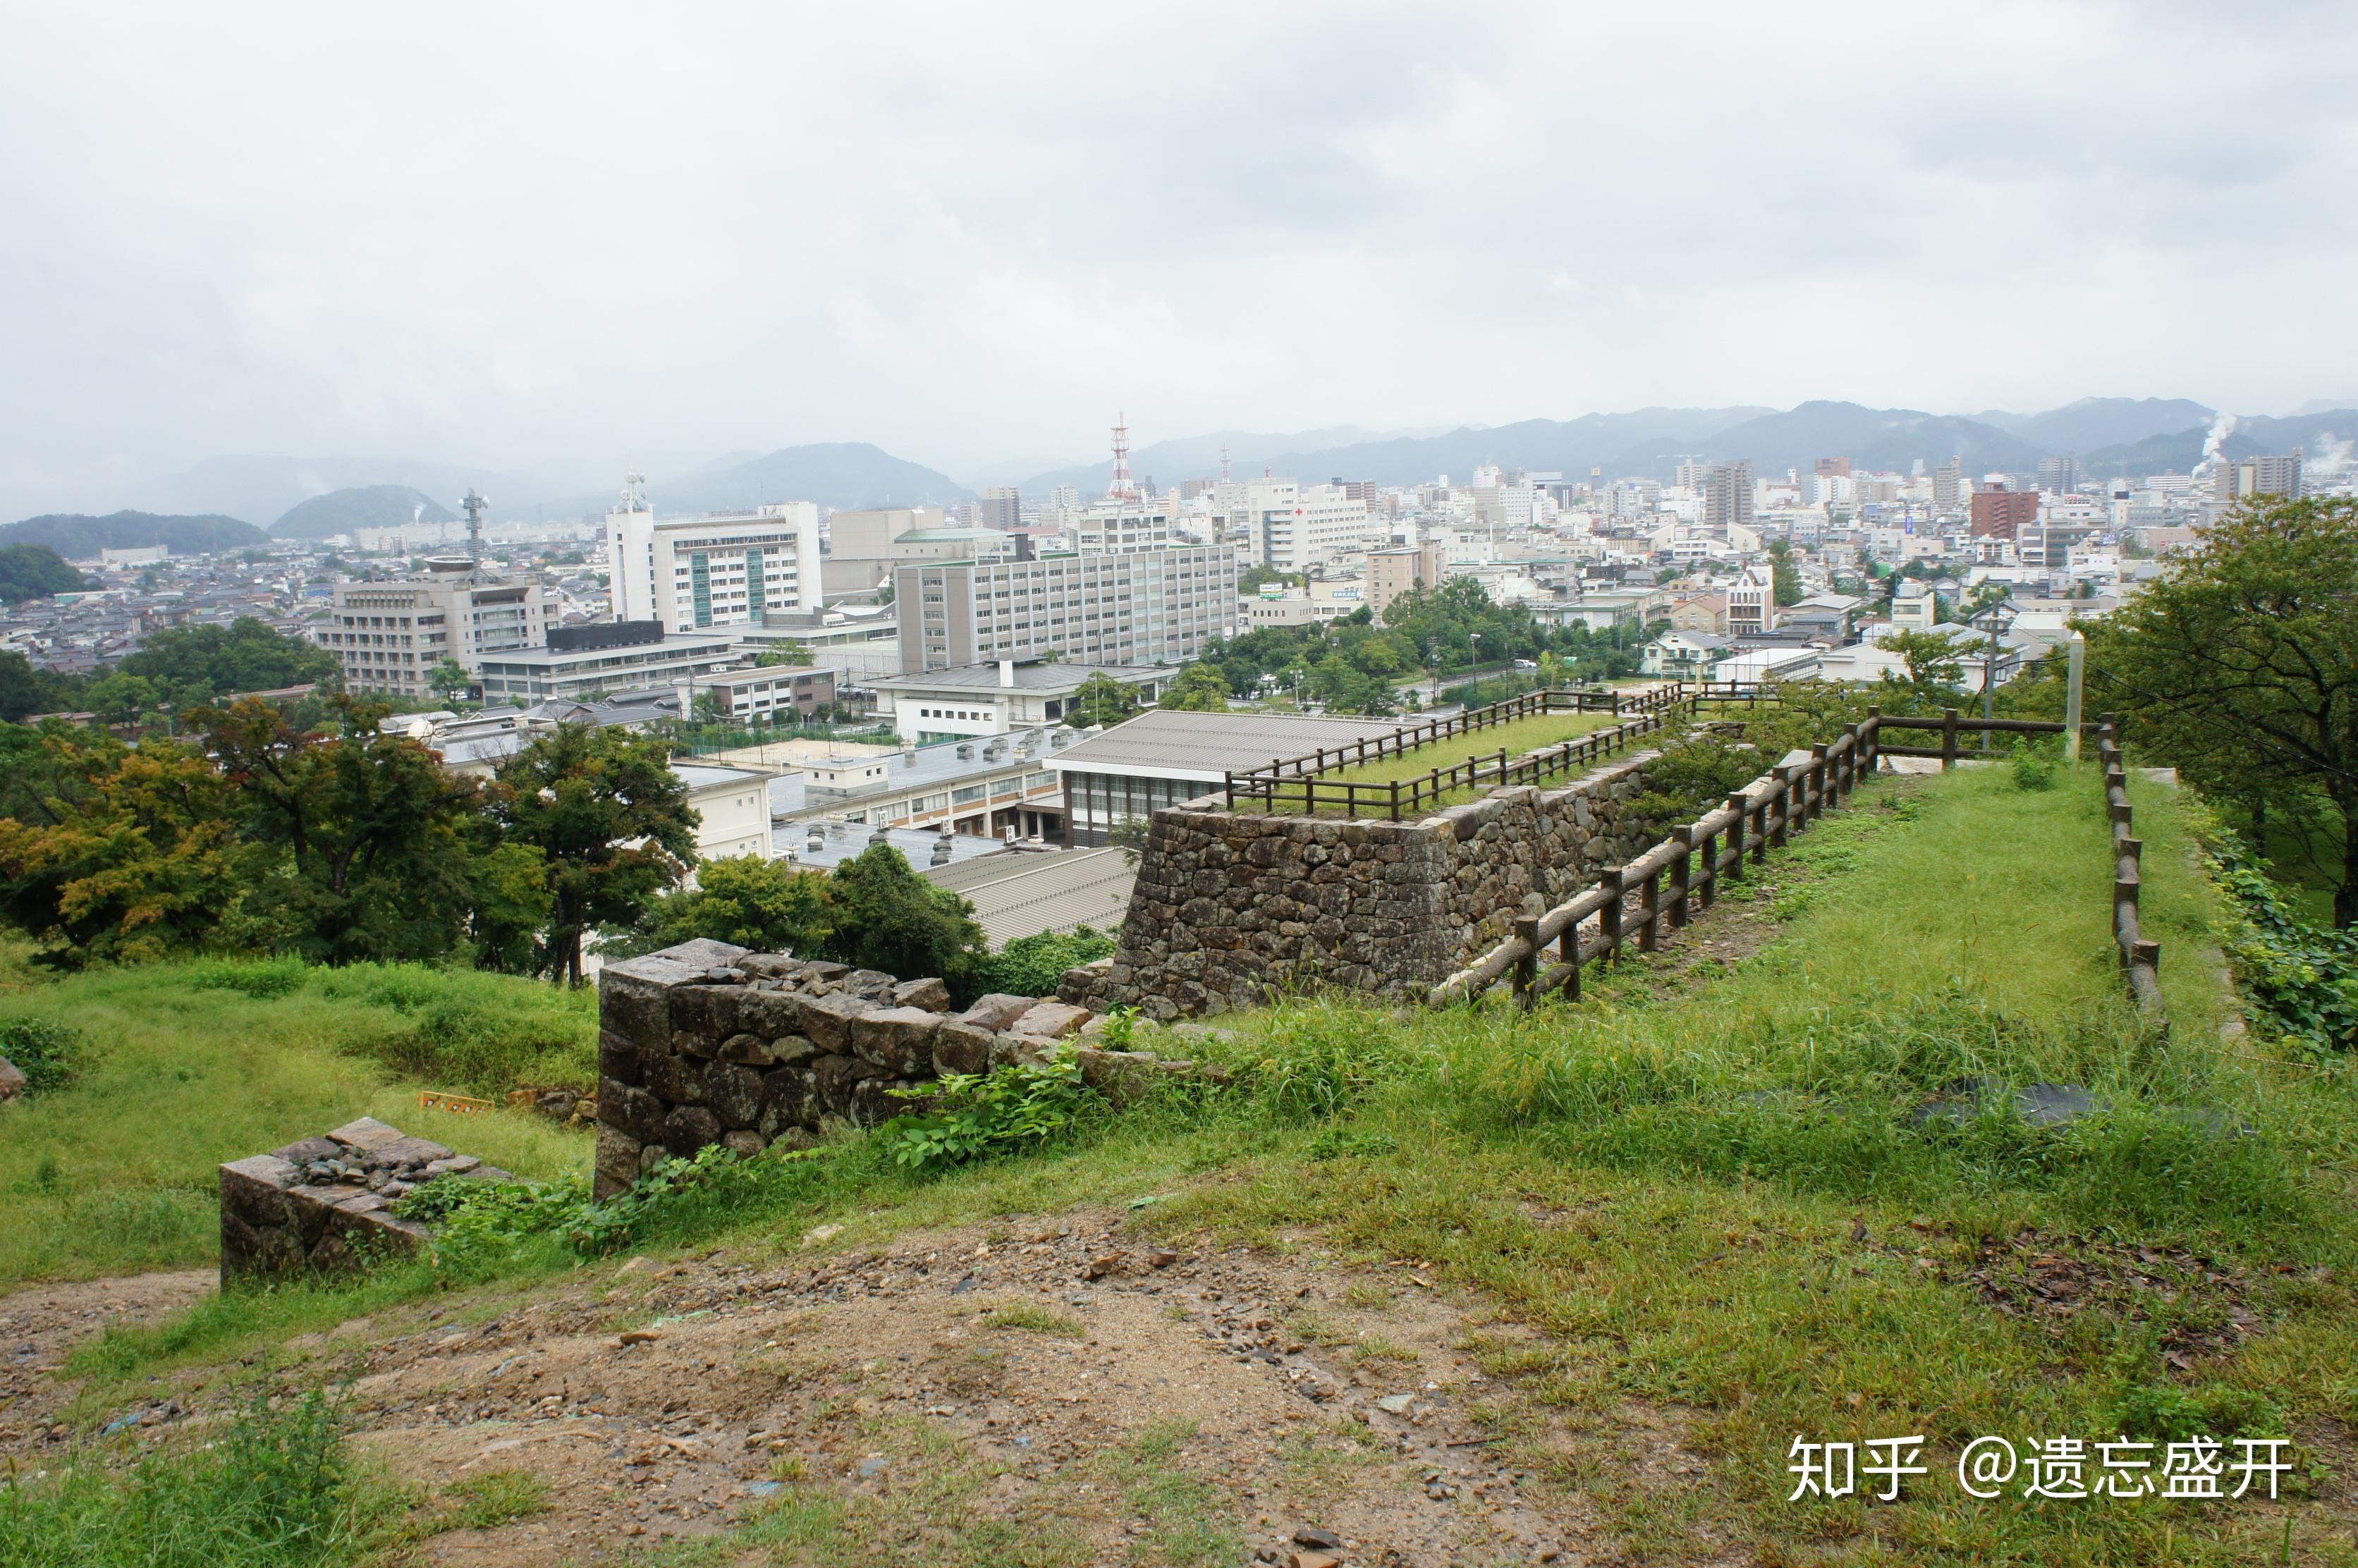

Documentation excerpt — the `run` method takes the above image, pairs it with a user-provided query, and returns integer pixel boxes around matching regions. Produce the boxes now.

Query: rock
[640,1051,708,1107]
[804,1223,844,1245]
[597,1027,642,1086]
[1374,1393,1415,1414]
[1010,1001,1092,1039]
[795,960,850,984]
[770,1126,820,1153]
[759,1067,816,1137]
[799,991,874,1053]
[716,1032,780,1067]
[1292,1554,1340,1568]
[269,1136,344,1163]
[422,1154,482,1177]
[892,976,953,1012]
[958,993,1039,1032]
[1070,1046,1158,1108]
[843,969,899,1000]
[706,1061,766,1129]
[721,1129,765,1158]
[931,1019,994,1077]
[374,1136,454,1167]
[850,1006,943,1077]
[811,1055,883,1119]
[737,988,807,1039]
[600,1080,667,1146]
[1293,1528,1341,1550]
[594,1127,641,1199]
[324,1117,405,1153]
[989,1032,1060,1070]
[661,1104,723,1157]
[1149,1249,1179,1268]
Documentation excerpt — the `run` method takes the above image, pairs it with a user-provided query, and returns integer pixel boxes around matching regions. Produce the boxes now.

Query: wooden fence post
[1809,745,1828,824]
[1942,708,1960,771]
[1639,865,1663,951]
[1697,825,1719,908]
[1512,915,1539,1012]
[1669,826,1693,928]
[1726,792,1747,879]
[1769,771,1791,848]
[1599,868,1624,963]
[1559,920,1582,1001]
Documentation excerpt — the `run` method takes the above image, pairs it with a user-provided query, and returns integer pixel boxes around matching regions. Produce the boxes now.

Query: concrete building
[1932,461,1962,512]
[1366,543,1444,618]
[893,546,1236,673]
[922,846,1135,947]
[1726,563,1776,636]
[1070,503,1175,553]
[868,661,1175,742]
[1226,479,1383,572]
[977,488,1022,532]
[1969,487,2040,539]
[672,763,774,864]
[474,622,744,704]
[778,728,1075,842]
[686,666,838,724]
[320,558,549,697]
[2224,451,2304,501]
[605,486,822,633]
[1703,460,1756,534]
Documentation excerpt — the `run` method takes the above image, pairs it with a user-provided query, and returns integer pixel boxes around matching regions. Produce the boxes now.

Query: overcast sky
[4,1,2355,503]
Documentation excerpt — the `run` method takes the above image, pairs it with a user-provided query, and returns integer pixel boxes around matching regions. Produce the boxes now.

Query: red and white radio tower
[1108,412,1140,502]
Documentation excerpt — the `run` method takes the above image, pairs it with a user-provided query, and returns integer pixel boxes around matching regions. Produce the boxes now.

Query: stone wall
[1062,751,1663,1019]
[593,938,1099,1200]
[219,1116,511,1282]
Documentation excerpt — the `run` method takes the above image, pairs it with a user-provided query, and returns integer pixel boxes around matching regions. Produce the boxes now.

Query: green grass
[981,1303,1087,1336]
[28,759,2358,1565]
[0,957,591,1285]
[1254,709,1624,815]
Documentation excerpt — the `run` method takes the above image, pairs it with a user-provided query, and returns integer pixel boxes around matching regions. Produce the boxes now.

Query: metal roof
[922,847,1135,946]
[869,661,1178,695]
[1042,709,1418,783]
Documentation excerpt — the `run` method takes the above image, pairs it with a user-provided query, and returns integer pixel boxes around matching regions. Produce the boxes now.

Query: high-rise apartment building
[605,486,822,635]
[1070,502,1175,553]
[1365,543,1444,619]
[1230,480,1381,572]
[894,547,1236,673]
[1969,486,2040,539]
[1702,460,1756,534]
[2220,451,2303,501]
[1932,460,1962,511]
[320,558,549,697]
[2036,453,2079,495]
[977,486,1022,531]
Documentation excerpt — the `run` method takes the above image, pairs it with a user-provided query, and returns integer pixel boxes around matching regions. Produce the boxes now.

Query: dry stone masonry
[219,1116,512,1282]
[596,938,1194,1200]
[1063,750,1666,1019]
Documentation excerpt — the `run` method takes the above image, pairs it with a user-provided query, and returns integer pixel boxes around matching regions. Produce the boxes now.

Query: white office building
[321,558,549,697]
[605,482,822,635]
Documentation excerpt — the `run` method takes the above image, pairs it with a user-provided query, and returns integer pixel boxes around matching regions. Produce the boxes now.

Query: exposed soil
[0,1269,214,1447]
[0,1216,1688,1567]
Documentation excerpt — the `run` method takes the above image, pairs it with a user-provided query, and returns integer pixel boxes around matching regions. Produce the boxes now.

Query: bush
[2012,742,2058,792]
[2201,826,2358,1053]
[0,1015,83,1095]
[975,926,1116,998]
[185,956,312,999]
[879,1050,1101,1173]
[0,1390,388,1568]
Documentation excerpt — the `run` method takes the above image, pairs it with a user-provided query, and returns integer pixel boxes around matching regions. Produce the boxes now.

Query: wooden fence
[2097,715,2166,1019]
[1223,681,1699,820]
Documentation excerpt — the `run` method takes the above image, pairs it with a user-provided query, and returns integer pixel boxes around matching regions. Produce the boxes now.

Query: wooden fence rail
[2096,713,2165,1020]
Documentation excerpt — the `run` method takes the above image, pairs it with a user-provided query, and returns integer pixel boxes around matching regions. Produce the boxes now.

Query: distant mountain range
[271,484,458,540]
[0,510,269,558]
[532,443,975,520]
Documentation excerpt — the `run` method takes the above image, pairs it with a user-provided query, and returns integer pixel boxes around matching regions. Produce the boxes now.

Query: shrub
[0,1015,83,1095]
[2012,742,2058,792]
[185,956,312,999]
[879,1049,1101,1173]
[2199,826,2358,1053]
[310,963,597,1094]
[975,926,1116,998]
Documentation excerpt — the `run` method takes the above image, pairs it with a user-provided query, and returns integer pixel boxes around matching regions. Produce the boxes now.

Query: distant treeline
[0,617,338,723]
[0,510,270,557]
[0,544,89,605]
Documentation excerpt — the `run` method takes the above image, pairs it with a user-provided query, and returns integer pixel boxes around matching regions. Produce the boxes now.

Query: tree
[819,843,987,986]
[0,652,77,722]
[617,855,833,957]
[429,659,474,703]
[1875,630,1972,715]
[692,690,731,725]
[121,618,338,701]
[1158,663,1229,712]
[483,723,700,984]
[195,696,482,963]
[1767,539,1804,607]
[1070,672,1140,728]
[756,642,814,668]
[0,726,252,967]
[2089,495,2358,926]
[0,544,87,604]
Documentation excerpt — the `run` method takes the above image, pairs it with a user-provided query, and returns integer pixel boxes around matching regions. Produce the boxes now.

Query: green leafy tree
[755,642,814,668]
[1158,663,1229,712]
[1875,630,1972,715]
[484,723,700,983]
[1070,672,1141,728]
[819,843,987,988]
[429,659,474,702]
[195,696,482,964]
[0,544,88,604]
[0,725,253,966]
[975,926,1117,1000]
[121,617,338,701]
[463,836,556,974]
[2089,495,2358,926]
[1768,539,1804,606]
[618,855,834,957]
[0,652,78,722]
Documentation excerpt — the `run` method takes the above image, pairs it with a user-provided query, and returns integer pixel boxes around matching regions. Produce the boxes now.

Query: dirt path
[240,1209,1644,1565]
[0,1269,216,1446]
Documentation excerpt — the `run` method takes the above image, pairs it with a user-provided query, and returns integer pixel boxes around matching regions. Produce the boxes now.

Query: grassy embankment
[1256,709,1625,815]
[0,957,594,1285]
[13,759,2358,1565]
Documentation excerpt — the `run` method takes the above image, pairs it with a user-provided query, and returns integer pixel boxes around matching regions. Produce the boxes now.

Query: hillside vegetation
[0,510,268,557]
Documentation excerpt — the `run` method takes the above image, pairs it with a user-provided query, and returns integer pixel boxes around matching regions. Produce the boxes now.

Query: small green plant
[2105,1382,2284,1443]
[0,1016,85,1096]
[982,1303,1086,1336]
[430,1468,551,1532]
[1099,1005,1140,1050]
[185,957,312,1000]
[879,1048,1099,1173]
[2200,824,2358,1053]
[2011,742,2058,792]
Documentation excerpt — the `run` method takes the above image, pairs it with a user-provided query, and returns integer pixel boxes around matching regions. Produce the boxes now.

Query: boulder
[958,993,1039,1032]
[721,1129,766,1158]
[668,982,751,1042]
[759,1067,817,1137]
[850,1006,942,1077]
[1070,1046,1159,1108]
[661,1104,724,1158]
[812,1054,884,1118]
[640,1051,707,1107]
[737,988,807,1039]
[931,1019,994,1077]
[0,1055,25,1100]
[716,1031,781,1067]
[891,976,954,1013]
[1010,1001,1092,1039]
[597,1028,642,1086]
[706,1061,766,1130]
[843,969,900,1000]
[594,1127,640,1200]
[799,991,875,1053]
[325,1117,405,1153]
[599,1079,667,1146]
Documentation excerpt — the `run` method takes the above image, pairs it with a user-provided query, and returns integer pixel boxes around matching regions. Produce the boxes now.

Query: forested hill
[0,510,270,558]
[0,544,91,604]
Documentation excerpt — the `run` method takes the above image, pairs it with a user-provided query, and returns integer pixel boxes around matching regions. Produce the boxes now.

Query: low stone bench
[219,1115,512,1282]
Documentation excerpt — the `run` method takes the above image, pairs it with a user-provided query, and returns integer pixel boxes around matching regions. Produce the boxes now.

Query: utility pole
[2064,631,2085,762]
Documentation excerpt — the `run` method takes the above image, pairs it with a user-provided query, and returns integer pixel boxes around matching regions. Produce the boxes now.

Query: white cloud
[1,0,2355,508]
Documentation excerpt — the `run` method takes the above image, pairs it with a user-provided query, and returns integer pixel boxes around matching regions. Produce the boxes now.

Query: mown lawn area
[1255,709,1627,814]
[0,957,593,1285]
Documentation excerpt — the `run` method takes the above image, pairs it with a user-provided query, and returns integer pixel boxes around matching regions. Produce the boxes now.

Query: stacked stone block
[219,1116,511,1282]
[1063,751,1663,1019]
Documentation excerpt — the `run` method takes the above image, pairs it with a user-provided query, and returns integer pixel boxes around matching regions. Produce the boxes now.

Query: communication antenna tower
[1108,414,1140,502]
[621,471,648,512]
[461,489,489,559]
